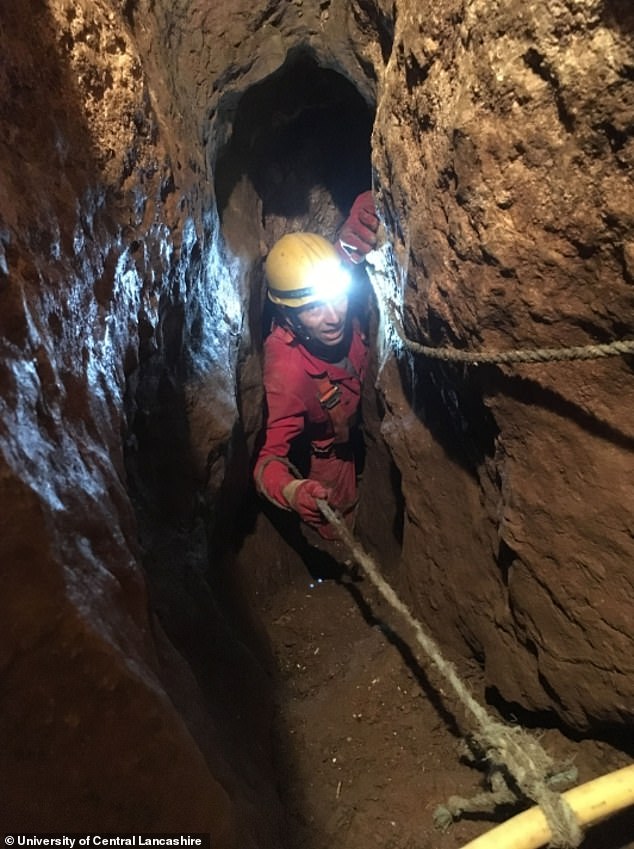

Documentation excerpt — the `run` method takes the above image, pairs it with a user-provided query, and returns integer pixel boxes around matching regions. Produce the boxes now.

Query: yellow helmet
[265,232,350,308]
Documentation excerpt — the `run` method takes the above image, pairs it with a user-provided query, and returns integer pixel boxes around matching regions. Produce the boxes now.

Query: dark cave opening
[122,54,414,847]
[214,49,374,227]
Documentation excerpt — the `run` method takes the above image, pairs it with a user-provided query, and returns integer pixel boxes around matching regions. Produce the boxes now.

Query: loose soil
[237,513,634,849]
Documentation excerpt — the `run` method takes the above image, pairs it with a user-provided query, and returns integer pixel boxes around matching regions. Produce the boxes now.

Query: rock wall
[0,0,271,838]
[365,0,634,730]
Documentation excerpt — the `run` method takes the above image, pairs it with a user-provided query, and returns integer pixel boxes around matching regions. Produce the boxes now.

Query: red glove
[337,190,379,264]
[282,479,329,524]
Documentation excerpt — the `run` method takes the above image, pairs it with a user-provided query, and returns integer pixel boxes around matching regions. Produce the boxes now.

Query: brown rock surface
[367,0,634,730]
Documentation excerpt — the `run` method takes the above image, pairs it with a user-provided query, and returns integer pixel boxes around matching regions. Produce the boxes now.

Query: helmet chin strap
[280,307,312,344]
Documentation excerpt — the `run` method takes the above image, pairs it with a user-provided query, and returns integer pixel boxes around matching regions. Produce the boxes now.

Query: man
[254,192,379,544]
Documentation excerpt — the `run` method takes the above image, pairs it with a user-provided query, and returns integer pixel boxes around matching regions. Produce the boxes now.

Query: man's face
[296,294,349,346]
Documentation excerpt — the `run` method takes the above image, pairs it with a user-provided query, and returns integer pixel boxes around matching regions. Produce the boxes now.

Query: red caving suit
[254,322,368,539]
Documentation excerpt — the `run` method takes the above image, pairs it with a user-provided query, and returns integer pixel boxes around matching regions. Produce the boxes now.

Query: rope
[433,747,579,832]
[434,785,520,830]
[385,300,634,366]
[317,499,584,848]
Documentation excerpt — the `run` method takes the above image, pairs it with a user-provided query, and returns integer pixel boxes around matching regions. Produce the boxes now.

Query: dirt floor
[236,512,634,849]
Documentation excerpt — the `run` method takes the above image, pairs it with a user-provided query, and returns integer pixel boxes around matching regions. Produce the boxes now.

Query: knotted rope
[318,500,583,848]
[385,300,634,365]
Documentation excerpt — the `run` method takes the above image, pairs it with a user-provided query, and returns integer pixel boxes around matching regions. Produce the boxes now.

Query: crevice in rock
[398,356,500,478]
[211,47,379,575]
[522,47,576,133]
[123,49,386,843]
[496,538,516,587]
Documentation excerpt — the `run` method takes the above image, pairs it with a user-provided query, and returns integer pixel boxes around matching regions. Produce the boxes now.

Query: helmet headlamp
[281,259,350,306]
[265,232,351,308]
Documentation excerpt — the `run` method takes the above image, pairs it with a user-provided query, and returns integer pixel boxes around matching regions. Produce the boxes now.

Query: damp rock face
[1,0,633,837]
[0,0,269,840]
